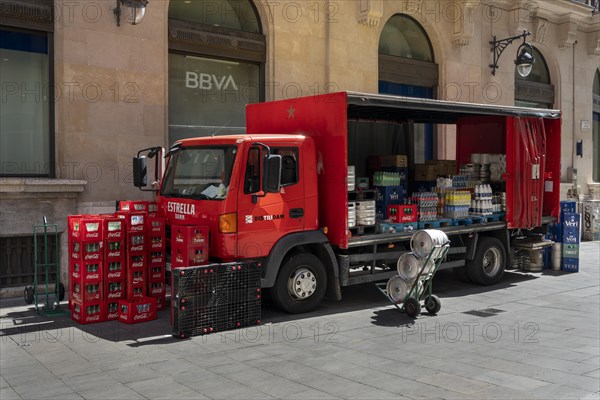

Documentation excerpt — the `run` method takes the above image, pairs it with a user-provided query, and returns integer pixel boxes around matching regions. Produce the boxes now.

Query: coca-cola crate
[172,225,208,247]
[105,300,120,321]
[148,281,166,297]
[148,250,165,266]
[148,216,165,234]
[116,211,147,234]
[105,239,124,260]
[118,297,157,324]
[171,244,209,267]
[68,216,103,241]
[71,281,103,303]
[105,260,124,280]
[127,254,146,270]
[104,279,126,300]
[127,233,146,255]
[70,240,103,263]
[99,216,125,240]
[149,235,166,251]
[119,200,149,212]
[150,295,166,311]
[70,260,103,284]
[148,202,158,215]
[148,265,165,282]
[387,204,418,223]
[126,269,146,285]
[71,300,105,324]
[127,282,146,299]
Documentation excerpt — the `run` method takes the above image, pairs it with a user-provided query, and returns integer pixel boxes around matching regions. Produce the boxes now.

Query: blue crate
[562,227,580,244]
[562,212,581,228]
[561,257,579,273]
[413,181,437,192]
[378,222,418,234]
[375,186,406,203]
[560,201,577,217]
[548,222,563,242]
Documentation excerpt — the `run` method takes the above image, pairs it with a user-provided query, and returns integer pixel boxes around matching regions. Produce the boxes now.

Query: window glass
[244,147,261,194]
[169,0,260,33]
[0,30,50,176]
[168,53,260,144]
[379,14,433,62]
[272,147,299,186]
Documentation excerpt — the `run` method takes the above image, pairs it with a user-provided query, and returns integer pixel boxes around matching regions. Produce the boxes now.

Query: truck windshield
[161,146,237,200]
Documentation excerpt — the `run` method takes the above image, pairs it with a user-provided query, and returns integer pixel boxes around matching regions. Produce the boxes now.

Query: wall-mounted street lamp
[114,0,149,26]
[490,30,535,77]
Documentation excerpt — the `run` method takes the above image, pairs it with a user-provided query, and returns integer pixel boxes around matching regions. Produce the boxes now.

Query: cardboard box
[381,155,408,168]
[414,164,439,181]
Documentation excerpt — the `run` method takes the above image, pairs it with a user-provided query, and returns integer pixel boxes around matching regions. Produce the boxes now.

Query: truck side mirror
[133,156,147,188]
[263,154,282,193]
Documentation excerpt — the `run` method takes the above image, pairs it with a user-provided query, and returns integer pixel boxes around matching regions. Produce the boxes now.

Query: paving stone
[11,377,75,399]
[473,370,550,391]
[416,372,495,395]
[0,387,22,400]
[126,376,208,399]
[531,369,600,392]
[77,383,147,400]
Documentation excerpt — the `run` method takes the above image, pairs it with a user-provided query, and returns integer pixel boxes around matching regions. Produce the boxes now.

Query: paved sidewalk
[1,242,599,400]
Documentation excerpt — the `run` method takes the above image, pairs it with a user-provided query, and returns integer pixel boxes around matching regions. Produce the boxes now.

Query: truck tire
[466,236,505,285]
[271,253,327,314]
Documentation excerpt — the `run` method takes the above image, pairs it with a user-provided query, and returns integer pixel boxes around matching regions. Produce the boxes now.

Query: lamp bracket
[489,30,531,76]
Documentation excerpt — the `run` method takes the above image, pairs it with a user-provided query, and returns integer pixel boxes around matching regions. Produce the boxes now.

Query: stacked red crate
[100,216,126,320]
[171,225,209,268]
[119,200,149,213]
[117,211,148,299]
[147,216,166,310]
[68,216,104,324]
[118,296,157,324]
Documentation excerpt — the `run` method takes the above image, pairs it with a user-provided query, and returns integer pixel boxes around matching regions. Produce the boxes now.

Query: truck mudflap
[262,230,341,301]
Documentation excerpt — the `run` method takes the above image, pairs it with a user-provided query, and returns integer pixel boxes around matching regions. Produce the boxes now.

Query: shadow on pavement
[0,268,546,343]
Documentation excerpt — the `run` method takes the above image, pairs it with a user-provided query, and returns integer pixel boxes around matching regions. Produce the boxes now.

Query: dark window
[244,147,261,194]
[272,147,299,186]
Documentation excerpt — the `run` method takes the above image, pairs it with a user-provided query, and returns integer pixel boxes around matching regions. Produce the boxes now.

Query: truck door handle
[290,208,304,218]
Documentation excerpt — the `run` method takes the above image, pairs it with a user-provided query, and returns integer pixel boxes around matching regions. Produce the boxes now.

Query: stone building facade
[0,0,599,291]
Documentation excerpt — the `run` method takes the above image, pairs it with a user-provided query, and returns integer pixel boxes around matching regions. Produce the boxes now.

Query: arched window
[593,70,600,182]
[515,47,554,109]
[377,14,438,162]
[378,14,437,96]
[168,0,265,144]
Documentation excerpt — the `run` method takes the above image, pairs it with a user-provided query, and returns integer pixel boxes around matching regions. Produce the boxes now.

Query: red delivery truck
[133,92,561,313]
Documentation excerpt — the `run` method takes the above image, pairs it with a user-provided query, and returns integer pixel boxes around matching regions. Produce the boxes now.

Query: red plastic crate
[148,265,165,282]
[127,254,146,270]
[148,216,165,234]
[71,300,105,324]
[118,297,157,324]
[105,260,124,280]
[126,269,146,285]
[70,240,103,262]
[148,250,165,266]
[99,216,125,240]
[148,281,165,297]
[119,200,149,212]
[116,211,147,233]
[148,202,158,215]
[105,239,124,260]
[148,295,166,311]
[70,260,103,284]
[68,216,103,241]
[127,282,146,299]
[104,279,126,300]
[105,300,120,321]
[149,236,165,251]
[172,225,208,247]
[172,244,208,267]
[71,281,103,303]
[387,204,418,223]
[127,233,146,255]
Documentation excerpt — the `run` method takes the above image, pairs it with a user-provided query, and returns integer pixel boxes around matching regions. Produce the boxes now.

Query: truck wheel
[467,237,505,285]
[272,253,327,314]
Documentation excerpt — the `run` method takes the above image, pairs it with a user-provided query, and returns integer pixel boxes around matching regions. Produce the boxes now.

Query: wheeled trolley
[24,217,66,315]
[376,243,450,318]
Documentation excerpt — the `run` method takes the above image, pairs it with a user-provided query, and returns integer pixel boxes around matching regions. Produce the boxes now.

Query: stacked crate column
[148,216,167,310]
[68,217,104,324]
[118,211,148,298]
[171,225,209,268]
[101,216,126,320]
